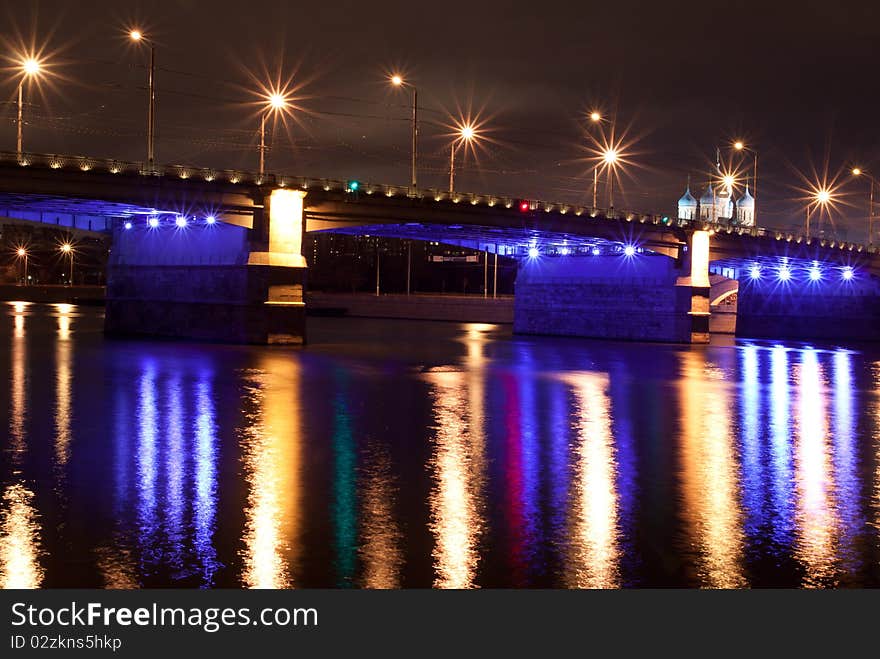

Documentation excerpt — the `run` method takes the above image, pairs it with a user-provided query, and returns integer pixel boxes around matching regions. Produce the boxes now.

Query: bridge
[2,150,878,344]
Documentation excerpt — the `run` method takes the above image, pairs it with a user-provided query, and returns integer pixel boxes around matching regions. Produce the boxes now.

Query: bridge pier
[105,188,307,344]
[736,271,880,342]
[513,231,711,344]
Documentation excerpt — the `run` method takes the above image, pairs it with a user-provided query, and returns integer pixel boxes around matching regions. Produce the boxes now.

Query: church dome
[678,187,697,207]
[699,184,716,205]
[737,185,755,208]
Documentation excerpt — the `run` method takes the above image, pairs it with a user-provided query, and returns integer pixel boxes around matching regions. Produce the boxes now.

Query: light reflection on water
[1,305,880,588]
[679,351,746,588]
[239,357,302,589]
[565,373,619,588]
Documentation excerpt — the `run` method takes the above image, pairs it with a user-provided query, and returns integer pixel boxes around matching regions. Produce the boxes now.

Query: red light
[519,200,530,212]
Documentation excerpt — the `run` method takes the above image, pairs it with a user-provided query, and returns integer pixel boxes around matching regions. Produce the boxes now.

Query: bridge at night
[2,150,878,345]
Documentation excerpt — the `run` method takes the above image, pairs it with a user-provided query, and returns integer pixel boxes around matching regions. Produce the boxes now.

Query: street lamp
[732,140,758,219]
[588,110,603,210]
[60,243,73,285]
[602,147,619,209]
[851,167,875,245]
[449,123,475,194]
[129,29,156,171]
[259,92,288,180]
[16,57,43,158]
[390,74,418,192]
[16,247,28,286]
[806,188,831,238]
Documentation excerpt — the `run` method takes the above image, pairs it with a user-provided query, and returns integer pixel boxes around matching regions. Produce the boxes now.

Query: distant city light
[124,221,133,230]
[528,247,539,258]
[148,216,160,228]
[623,245,636,257]
[749,264,762,280]
[842,266,854,281]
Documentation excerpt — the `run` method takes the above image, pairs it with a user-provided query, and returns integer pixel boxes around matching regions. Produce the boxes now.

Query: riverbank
[0,284,105,305]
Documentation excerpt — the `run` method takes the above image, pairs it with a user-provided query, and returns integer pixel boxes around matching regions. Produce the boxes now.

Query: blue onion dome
[737,185,755,208]
[678,187,697,207]
[699,183,716,205]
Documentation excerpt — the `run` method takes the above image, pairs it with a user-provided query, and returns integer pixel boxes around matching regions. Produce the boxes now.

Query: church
[677,180,755,226]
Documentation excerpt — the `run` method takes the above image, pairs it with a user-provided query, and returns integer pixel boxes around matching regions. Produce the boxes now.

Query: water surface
[1,301,879,588]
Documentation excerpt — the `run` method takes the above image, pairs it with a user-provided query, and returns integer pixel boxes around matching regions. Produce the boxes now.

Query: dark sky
[3,0,880,239]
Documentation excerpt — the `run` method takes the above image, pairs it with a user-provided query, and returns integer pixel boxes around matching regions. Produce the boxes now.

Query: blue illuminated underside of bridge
[0,192,205,233]
[310,223,648,257]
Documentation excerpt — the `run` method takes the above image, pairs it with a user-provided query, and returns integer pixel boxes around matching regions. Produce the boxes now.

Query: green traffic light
[347,180,360,192]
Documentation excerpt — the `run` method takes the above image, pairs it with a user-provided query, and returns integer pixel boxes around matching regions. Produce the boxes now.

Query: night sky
[3,0,879,239]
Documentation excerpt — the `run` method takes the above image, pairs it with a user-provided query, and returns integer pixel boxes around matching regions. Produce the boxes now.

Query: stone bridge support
[513,231,711,344]
[105,188,307,344]
[736,273,880,342]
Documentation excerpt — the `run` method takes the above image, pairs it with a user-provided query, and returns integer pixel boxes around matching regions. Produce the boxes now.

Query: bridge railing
[681,217,877,255]
[2,150,876,256]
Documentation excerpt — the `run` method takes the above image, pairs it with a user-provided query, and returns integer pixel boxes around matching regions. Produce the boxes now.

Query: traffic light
[346,180,360,193]
[518,200,530,212]
[661,216,671,225]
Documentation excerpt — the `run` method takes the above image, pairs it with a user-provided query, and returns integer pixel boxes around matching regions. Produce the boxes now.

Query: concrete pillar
[513,252,695,343]
[105,188,308,345]
[675,230,711,344]
[247,189,308,344]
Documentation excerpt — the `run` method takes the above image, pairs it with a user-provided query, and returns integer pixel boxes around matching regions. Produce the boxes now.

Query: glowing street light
[449,122,477,194]
[805,187,832,238]
[587,110,605,210]
[15,247,28,286]
[389,73,418,192]
[16,56,44,158]
[129,28,156,171]
[602,147,620,209]
[731,139,759,220]
[60,243,74,285]
[851,166,875,244]
[259,91,290,179]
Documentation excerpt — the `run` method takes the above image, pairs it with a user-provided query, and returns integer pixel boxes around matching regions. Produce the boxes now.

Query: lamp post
[390,75,418,192]
[602,147,619,210]
[60,243,73,285]
[806,188,831,239]
[16,57,42,158]
[733,140,758,222]
[129,30,156,171]
[260,93,288,180]
[449,124,475,194]
[851,167,875,245]
[16,248,28,286]
[588,111,602,210]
